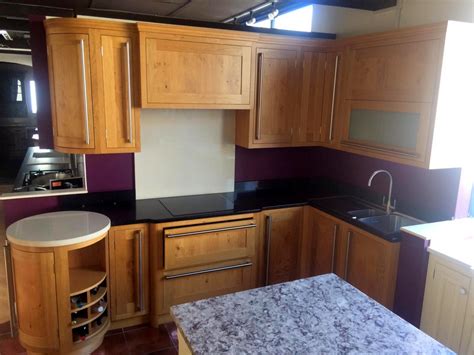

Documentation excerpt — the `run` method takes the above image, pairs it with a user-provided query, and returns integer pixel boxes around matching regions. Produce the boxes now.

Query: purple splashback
[85,154,135,193]
[3,196,59,227]
[235,146,324,182]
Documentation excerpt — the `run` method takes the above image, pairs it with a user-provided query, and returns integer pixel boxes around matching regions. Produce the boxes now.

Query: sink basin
[348,208,385,219]
[358,213,423,235]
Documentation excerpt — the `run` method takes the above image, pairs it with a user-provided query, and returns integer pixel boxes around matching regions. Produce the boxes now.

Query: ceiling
[0,0,398,22]
[0,0,397,51]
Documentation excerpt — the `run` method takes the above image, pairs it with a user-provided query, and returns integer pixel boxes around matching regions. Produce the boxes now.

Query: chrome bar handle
[79,39,90,145]
[166,223,257,238]
[3,241,16,337]
[331,224,338,273]
[138,230,145,311]
[125,41,133,144]
[264,215,272,286]
[344,231,352,280]
[164,261,252,280]
[255,52,264,140]
[328,54,339,142]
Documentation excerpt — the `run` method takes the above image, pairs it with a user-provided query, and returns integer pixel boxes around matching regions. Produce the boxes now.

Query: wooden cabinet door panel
[344,228,399,309]
[347,39,441,102]
[142,37,252,107]
[109,225,149,321]
[421,259,471,353]
[47,33,95,149]
[11,248,59,350]
[100,34,140,151]
[307,209,339,276]
[161,262,253,312]
[254,48,298,144]
[263,207,303,285]
[164,219,256,271]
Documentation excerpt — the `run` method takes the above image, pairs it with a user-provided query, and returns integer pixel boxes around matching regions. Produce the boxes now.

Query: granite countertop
[171,273,452,354]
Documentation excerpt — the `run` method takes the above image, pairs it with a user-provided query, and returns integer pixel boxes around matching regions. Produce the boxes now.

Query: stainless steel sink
[358,213,423,235]
[348,208,386,219]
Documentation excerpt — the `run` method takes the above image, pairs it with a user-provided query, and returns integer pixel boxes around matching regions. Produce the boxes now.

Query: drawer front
[161,261,253,311]
[164,219,256,271]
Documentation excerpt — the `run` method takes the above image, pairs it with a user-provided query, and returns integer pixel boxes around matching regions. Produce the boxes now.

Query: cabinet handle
[135,230,144,312]
[79,39,90,145]
[164,261,252,280]
[265,215,273,286]
[3,242,16,337]
[255,52,264,140]
[328,54,339,142]
[166,223,256,238]
[331,224,338,273]
[460,287,467,295]
[344,231,352,280]
[125,41,133,144]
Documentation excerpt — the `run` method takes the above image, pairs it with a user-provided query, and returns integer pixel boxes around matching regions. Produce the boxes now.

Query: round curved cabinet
[6,211,111,355]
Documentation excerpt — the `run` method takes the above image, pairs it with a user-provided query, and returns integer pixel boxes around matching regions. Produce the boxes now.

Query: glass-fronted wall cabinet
[339,100,432,163]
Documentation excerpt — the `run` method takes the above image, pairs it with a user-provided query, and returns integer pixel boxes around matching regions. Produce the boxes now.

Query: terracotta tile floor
[0,323,179,355]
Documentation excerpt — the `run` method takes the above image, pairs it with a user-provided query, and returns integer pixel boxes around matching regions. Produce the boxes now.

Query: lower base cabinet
[108,224,150,328]
[302,207,400,309]
[149,214,258,325]
[421,254,473,354]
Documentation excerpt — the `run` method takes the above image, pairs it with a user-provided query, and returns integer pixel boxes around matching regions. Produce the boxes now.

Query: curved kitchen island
[6,211,111,355]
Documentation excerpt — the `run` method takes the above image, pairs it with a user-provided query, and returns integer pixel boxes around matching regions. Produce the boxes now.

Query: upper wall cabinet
[45,19,141,154]
[337,21,474,169]
[235,44,300,148]
[296,48,343,147]
[138,23,254,109]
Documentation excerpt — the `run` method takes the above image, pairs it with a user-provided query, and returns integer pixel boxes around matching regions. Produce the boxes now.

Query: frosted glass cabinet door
[340,100,432,160]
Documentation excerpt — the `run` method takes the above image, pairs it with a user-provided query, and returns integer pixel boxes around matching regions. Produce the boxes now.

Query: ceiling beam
[0,18,30,32]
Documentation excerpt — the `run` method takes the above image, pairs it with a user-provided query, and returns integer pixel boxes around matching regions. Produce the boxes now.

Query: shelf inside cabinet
[70,287,107,313]
[73,317,109,344]
[71,303,108,329]
[69,269,106,296]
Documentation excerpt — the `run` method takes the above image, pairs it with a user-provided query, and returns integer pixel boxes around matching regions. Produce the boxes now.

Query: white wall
[0,53,32,66]
[134,109,235,199]
[312,0,474,37]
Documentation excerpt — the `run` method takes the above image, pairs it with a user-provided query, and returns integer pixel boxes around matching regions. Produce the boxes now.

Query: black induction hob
[160,193,235,216]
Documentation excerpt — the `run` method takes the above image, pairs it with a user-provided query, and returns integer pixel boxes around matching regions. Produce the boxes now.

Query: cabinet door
[340,100,432,162]
[421,258,471,353]
[346,39,441,102]
[301,207,340,277]
[99,33,140,152]
[254,48,299,145]
[343,227,400,309]
[47,33,95,150]
[109,225,149,321]
[141,35,252,108]
[263,207,303,285]
[11,248,59,350]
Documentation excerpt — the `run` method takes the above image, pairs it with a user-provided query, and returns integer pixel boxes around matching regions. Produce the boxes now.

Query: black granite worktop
[57,178,439,243]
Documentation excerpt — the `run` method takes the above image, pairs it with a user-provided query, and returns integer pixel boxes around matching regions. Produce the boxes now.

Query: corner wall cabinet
[301,207,400,309]
[421,254,474,354]
[6,212,111,355]
[45,18,141,154]
[108,224,149,329]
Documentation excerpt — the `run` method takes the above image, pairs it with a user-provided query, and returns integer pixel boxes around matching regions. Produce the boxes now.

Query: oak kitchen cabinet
[421,254,474,354]
[45,18,141,154]
[235,45,301,148]
[302,206,400,309]
[138,23,254,109]
[296,48,343,147]
[149,214,258,325]
[108,224,149,328]
[261,207,304,285]
[337,21,474,169]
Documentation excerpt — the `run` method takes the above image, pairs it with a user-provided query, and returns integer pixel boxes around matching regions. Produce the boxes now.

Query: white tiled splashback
[134,109,235,199]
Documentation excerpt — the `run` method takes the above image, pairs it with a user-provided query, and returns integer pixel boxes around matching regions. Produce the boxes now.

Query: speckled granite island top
[171,274,453,354]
